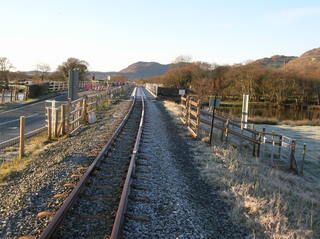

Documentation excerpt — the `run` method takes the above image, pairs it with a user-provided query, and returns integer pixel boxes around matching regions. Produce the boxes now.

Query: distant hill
[20,48,320,81]
[20,61,170,81]
[282,48,320,78]
[119,61,169,79]
[254,55,297,70]
[89,61,170,80]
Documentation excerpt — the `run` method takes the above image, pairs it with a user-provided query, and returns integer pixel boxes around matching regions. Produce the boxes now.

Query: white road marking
[0,101,46,116]
[0,91,98,116]
[0,113,40,126]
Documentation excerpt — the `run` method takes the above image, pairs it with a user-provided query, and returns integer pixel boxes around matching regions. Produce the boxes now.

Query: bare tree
[36,63,51,81]
[173,55,193,64]
[0,57,14,89]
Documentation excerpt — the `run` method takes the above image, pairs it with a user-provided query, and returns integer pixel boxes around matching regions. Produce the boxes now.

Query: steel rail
[38,96,137,239]
[110,94,145,239]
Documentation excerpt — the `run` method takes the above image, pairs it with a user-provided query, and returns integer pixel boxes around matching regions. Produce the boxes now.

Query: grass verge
[196,144,319,239]
[0,132,49,184]
[163,100,320,239]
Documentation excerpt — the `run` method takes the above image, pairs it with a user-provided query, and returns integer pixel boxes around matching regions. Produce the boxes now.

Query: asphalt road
[0,93,70,144]
[0,87,147,145]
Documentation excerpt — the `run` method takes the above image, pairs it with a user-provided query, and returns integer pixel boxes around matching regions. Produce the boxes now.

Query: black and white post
[241,94,249,129]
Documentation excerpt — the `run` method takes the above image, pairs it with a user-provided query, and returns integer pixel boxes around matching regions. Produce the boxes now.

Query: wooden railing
[180,96,201,138]
[187,98,201,138]
[180,96,188,124]
[145,83,161,97]
[180,95,301,174]
[48,81,103,92]
[46,86,128,138]
[49,81,68,92]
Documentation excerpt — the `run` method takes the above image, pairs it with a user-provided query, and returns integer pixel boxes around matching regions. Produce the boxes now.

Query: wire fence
[48,81,111,92]
[180,95,312,174]
[0,126,47,149]
[0,85,130,164]
[45,86,127,138]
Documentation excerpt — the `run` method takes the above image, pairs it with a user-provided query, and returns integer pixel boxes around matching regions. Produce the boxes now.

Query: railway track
[37,90,145,239]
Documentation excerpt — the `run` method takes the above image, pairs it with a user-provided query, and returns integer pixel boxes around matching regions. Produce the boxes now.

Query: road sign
[179,89,185,95]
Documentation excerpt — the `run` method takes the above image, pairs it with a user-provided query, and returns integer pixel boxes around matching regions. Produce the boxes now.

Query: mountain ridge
[90,61,170,80]
[17,47,320,81]
[281,48,320,78]
[253,55,297,70]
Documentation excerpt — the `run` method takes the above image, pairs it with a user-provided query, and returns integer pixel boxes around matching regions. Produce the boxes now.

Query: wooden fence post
[278,135,283,157]
[220,123,224,142]
[61,104,66,136]
[225,119,229,142]
[54,107,58,138]
[67,99,71,135]
[301,143,306,175]
[262,128,266,137]
[252,125,256,156]
[77,100,81,128]
[19,116,25,159]
[187,97,191,126]
[209,106,215,145]
[82,96,88,123]
[47,108,52,139]
[260,128,266,158]
[184,96,188,124]
[196,99,201,136]
[271,139,275,165]
[94,95,98,111]
[97,94,100,107]
[289,140,298,173]
[1,90,4,103]
[257,133,261,157]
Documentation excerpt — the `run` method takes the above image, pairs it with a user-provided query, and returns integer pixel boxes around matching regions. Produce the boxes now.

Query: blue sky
[0,0,319,71]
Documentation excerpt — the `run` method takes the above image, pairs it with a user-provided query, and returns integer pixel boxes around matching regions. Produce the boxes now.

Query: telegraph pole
[68,69,79,100]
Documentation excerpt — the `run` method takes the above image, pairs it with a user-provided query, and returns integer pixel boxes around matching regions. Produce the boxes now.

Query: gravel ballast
[0,96,131,238]
[123,89,248,239]
[54,99,142,238]
[1,87,250,239]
